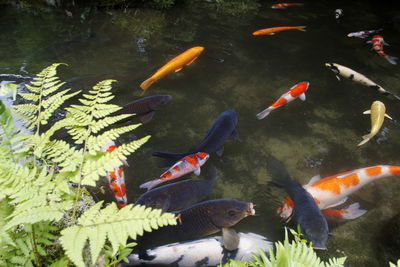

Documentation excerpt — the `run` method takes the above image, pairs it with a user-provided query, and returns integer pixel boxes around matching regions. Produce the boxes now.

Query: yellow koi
[140,46,205,93]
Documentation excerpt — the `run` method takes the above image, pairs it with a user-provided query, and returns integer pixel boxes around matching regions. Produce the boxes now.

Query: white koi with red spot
[140,152,210,191]
[101,141,128,208]
[256,81,309,119]
[370,35,398,65]
[278,165,400,220]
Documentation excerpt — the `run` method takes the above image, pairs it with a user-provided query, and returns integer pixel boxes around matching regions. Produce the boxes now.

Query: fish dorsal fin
[385,113,393,120]
[363,110,371,115]
[222,228,240,251]
[175,67,183,72]
[140,111,155,124]
[194,167,201,176]
[299,93,306,101]
[306,174,321,186]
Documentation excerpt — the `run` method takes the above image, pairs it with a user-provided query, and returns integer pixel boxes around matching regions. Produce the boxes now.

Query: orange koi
[140,46,205,93]
[101,141,128,208]
[278,165,400,220]
[271,3,304,9]
[369,35,398,65]
[140,152,209,191]
[256,81,309,119]
[252,26,306,36]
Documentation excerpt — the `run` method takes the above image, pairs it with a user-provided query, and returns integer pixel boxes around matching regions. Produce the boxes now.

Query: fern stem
[30,225,42,267]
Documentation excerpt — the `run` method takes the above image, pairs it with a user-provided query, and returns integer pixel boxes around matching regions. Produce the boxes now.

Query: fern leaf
[60,202,177,267]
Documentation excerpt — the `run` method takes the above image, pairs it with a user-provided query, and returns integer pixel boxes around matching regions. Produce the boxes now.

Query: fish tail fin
[341,202,367,220]
[357,135,372,146]
[385,55,398,65]
[256,107,272,120]
[297,26,307,32]
[139,179,163,191]
[140,77,156,91]
[266,156,293,189]
[152,151,188,168]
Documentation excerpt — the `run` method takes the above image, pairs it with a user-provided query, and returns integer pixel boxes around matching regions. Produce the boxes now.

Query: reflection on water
[1,1,400,265]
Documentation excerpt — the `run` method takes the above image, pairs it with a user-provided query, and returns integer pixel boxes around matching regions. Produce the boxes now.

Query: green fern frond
[60,202,177,267]
[81,135,150,186]
[247,228,346,267]
[13,63,80,130]
[390,260,400,267]
[86,123,142,154]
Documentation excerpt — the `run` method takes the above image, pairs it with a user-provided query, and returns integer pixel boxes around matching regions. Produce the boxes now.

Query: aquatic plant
[221,228,346,267]
[0,63,177,266]
[390,260,400,267]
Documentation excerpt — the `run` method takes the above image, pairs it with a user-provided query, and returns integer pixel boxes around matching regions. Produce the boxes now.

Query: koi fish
[256,81,309,119]
[347,29,383,39]
[278,165,400,220]
[140,46,205,92]
[325,63,400,101]
[138,198,255,249]
[110,95,172,124]
[135,167,217,212]
[153,110,239,168]
[369,35,398,65]
[125,232,272,267]
[335,9,343,20]
[267,156,329,250]
[271,3,304,9]
[140,152,209,190]
[100,141,128,208]
[358,100,392,146]
[252,26,306,35]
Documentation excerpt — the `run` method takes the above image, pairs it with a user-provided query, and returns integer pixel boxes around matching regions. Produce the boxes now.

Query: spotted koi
[140,152,210,191]
[369,35,398,65]
[101,141,128,208]
[278,165,400,220]
[256,81,309,119]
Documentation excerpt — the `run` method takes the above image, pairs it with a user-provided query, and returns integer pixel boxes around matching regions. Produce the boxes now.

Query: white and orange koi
[278,165,400,220]
[140,152,210,191]
[101,141,128,208]
[256,81,309,119]
[369,35,398,65]
[271,3,304,9]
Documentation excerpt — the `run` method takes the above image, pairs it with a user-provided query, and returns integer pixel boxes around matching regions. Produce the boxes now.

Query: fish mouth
[247,202,256,216]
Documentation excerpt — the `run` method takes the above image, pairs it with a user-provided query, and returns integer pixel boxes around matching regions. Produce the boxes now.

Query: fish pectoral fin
[175,67,183,72]
[366,40,372,44]
[299,93,306,101]
[306,174,321,185]
[139,111,155,124]
[363,110,371,115]
[335,75,341,81]
[324,197,348,209]
[385,113,393,120]
[194,167,201,176]
[186,56,199,66]
[231,128,240,138]
[122,159,129,167]
[222,228,240,251]
[384,41,390,46]
[216,146,224,157]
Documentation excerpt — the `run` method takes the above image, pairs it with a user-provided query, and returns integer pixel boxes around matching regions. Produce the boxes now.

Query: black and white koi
[325,63,400,101]
[347,29,383,39]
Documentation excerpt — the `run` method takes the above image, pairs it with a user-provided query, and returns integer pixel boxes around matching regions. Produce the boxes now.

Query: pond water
[1,0,400,266]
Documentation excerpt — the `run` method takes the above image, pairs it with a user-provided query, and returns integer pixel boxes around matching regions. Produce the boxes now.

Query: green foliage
[390,260,400,267]
[60,202,176,267]
[221,228,346,267]
[0,63,176,266]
